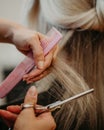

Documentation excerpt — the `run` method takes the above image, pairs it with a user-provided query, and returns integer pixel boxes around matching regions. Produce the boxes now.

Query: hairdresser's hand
[23,44,58,84]
[12,26,58,83]
[12,26,58,68]
[0,19,58,81]
[0,86,56,130]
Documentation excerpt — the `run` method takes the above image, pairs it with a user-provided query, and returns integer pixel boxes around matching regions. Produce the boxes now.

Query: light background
[0,0,25,104]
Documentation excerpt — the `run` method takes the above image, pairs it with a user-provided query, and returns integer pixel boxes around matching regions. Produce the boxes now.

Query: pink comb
[0,27,62,98]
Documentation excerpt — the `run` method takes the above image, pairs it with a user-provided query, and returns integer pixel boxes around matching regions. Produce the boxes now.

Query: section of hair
[23,0,104,129]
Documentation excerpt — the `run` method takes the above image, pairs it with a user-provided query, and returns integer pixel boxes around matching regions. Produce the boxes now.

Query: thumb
[21,86,37,116]
[24,86,37,105]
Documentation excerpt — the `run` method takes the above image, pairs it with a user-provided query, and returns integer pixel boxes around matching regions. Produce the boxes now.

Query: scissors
[8,89,94,130]
[34,88,94,114]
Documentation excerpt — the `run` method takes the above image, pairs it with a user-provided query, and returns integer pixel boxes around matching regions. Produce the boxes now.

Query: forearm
[0,19,23,44]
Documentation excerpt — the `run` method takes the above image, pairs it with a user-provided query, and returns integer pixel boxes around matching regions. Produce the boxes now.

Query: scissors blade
[35,89,94,114]
[47,88,94,110]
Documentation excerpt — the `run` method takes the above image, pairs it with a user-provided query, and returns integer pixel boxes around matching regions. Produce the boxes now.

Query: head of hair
[23,0,104,129]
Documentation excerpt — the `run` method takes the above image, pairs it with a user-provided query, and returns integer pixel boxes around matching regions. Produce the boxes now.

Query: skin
[0,86,56,130]
[0,18,58,83]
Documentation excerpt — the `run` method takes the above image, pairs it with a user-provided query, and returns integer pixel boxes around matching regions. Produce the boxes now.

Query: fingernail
[38,61,44,69]
[23,75,28,78]
[28,86,36,96]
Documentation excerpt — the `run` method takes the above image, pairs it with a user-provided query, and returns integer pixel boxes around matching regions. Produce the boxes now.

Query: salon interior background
[0,0,24,105]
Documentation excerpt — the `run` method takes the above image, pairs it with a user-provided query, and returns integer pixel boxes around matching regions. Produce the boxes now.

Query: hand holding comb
[0,27,62,98]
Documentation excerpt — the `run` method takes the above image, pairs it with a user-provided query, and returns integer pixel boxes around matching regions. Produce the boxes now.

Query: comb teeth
[41,27,62,53]
[0,27,62,98]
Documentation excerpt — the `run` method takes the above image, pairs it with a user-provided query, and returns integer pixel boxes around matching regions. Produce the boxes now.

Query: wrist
[0,19,23,44]
[5,24,24,44]
[5,24,24,45]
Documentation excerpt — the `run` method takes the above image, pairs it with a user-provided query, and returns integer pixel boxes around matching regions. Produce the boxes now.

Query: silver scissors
[8,89,94,130]
[35,88,94,114]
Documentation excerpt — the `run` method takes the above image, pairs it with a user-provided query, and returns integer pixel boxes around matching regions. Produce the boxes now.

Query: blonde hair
[23,0,104,129]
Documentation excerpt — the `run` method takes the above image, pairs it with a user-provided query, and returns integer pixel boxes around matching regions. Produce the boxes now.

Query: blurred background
[0,0,25,105]
[0,1,41,129]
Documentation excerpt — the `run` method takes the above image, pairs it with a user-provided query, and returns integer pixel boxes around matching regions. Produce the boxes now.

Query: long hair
[23,0,104,129]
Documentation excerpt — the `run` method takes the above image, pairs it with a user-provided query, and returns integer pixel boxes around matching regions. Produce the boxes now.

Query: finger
[0,110,17,127]
[24,86,37,105]
[20,86,37,117]
[0,110,17,121]
[26,70,50,83]
[30,34,45,69]
[52,45,59,61]
[23,68,43,81]
[7,105,21,114]
[23,48,53,81]
[23,42,57,81]
[16,47,30,56]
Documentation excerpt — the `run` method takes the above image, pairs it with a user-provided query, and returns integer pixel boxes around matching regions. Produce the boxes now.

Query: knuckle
[35,52,44,59]
[33,35,38,40]
[27,35,38,43]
